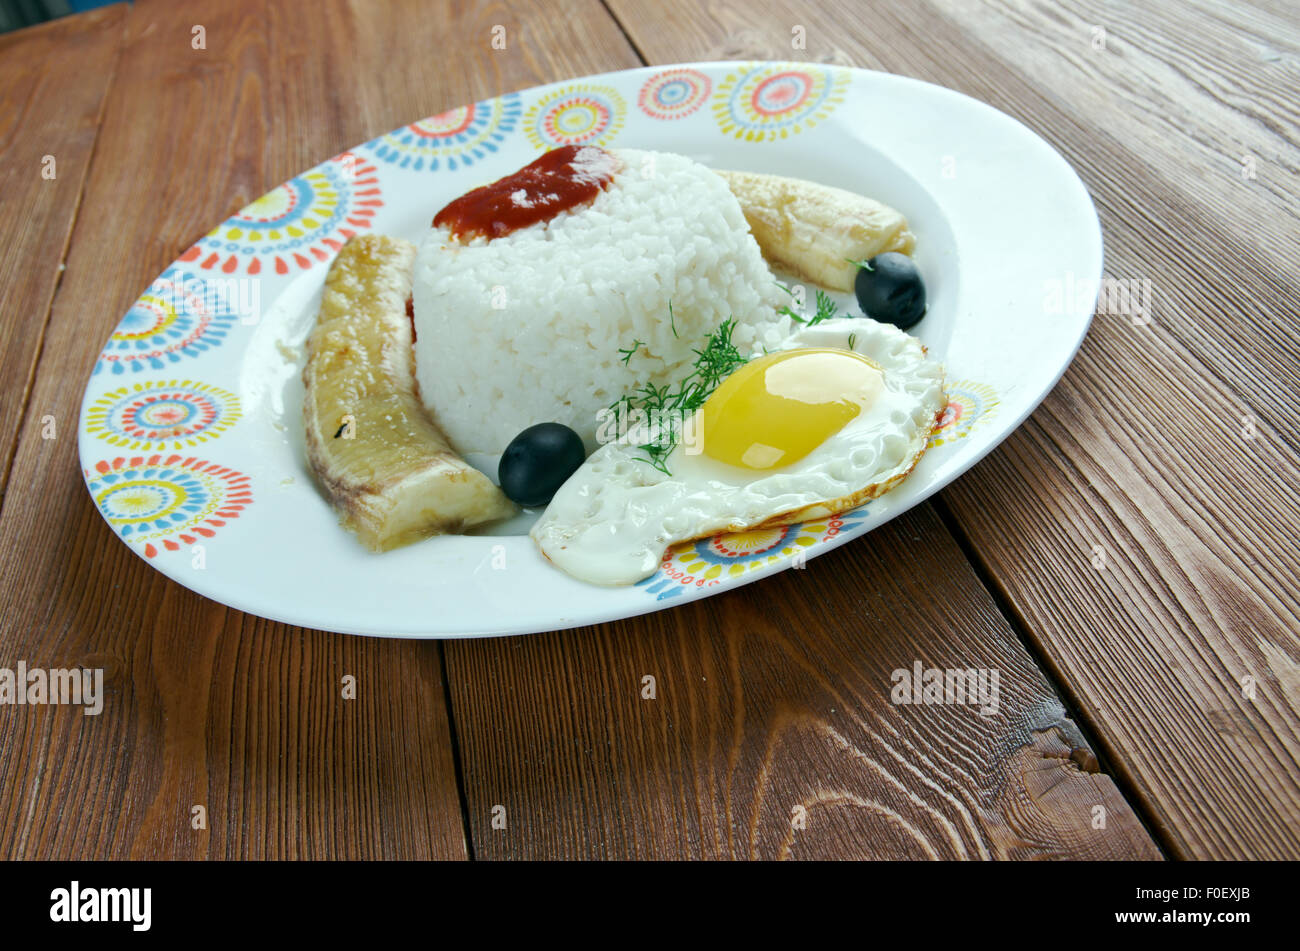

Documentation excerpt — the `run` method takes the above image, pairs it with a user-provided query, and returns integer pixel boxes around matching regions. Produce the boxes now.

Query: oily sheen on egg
[531,317,946,584]
[699,348,885,470]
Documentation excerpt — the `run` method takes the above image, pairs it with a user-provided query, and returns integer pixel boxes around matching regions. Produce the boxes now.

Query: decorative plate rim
[77,60,1101,638]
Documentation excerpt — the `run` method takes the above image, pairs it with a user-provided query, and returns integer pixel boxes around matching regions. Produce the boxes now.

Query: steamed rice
[412,148,787,456]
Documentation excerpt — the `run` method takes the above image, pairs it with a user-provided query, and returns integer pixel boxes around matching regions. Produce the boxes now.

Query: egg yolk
[698,348,885,470]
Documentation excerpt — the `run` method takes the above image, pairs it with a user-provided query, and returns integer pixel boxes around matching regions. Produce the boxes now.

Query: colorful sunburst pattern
[364,93,522,172]
[637,68,712,120]
[712,63,847,142]
[929,381,1000,448]
[178,152,382,275]
[86,455,252,558]
[85,380,241,450]
[636,507,870,600]
[95,268,237,375]
[524,84,625,149]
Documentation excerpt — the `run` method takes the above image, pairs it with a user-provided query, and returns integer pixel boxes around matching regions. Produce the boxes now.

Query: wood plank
[0,4,126,503]
[0,0,640,859]
[606,0,1300,858]
[447,505,1160,859]
[930,0,1300,862]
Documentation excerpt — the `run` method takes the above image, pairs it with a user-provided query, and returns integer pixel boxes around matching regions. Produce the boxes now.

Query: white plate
[78,61,1100,638]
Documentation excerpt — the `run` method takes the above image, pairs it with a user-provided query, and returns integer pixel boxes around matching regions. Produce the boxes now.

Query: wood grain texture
[447,505,1160,859]
[0,0,641,859]
[0,4,125,504]
[606,0,1300,858]
[931,0,1300,862]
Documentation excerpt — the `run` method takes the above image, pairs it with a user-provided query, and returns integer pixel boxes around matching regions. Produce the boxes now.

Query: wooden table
[0,0,1295,861]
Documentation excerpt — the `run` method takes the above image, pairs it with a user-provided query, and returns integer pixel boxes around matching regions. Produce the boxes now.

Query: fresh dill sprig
[807,289,840,326]
[668,301,679,339]
[618,339,644,366]
[775,282,844,327]
[775,281,802,323]
[609,315,749,475]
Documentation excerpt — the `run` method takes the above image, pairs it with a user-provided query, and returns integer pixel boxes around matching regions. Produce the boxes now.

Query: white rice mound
[412,148,787,456]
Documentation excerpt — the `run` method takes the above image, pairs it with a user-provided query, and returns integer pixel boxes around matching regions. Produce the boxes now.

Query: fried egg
[530,317,945,584]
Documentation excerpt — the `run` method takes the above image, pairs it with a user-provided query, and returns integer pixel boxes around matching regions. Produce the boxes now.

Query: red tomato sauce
[432,145,618,240]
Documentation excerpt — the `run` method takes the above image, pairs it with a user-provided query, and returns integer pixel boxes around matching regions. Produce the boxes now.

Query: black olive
[498,423,587,508]
[854,252,927,330]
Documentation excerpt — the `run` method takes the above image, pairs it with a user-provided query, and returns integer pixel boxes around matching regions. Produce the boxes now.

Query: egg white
[530,317,946,584]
